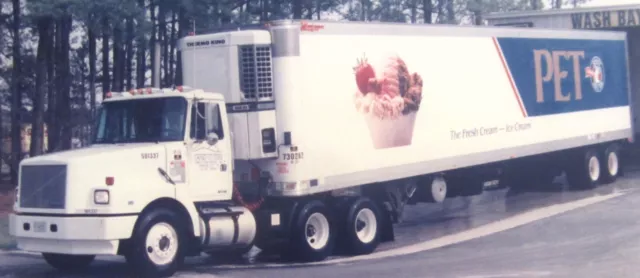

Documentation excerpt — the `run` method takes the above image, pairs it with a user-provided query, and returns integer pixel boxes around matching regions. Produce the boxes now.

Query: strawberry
[353,55,376,94]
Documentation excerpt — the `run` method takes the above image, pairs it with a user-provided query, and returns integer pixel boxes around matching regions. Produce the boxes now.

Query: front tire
[126,209,186,278]
[338,197,381,255]
[285,200,335,262]
[42,253,95,272]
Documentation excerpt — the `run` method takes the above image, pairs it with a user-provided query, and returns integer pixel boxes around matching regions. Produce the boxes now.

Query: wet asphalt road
[2,168,640,277]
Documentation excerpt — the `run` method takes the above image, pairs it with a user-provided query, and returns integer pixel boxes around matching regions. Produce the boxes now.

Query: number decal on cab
[141,153,159,159]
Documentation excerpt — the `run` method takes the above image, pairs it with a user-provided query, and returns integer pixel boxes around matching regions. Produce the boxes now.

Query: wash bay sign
[571,8,640,29]
[485,4,640,30]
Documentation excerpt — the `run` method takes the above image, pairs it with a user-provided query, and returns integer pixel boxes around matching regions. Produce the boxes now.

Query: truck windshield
[93,97,188,144]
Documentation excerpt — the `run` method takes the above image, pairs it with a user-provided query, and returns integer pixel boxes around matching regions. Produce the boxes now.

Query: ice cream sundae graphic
[353,54,424,149]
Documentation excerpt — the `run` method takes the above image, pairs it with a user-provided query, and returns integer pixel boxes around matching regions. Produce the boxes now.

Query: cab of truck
[9,87,234,257]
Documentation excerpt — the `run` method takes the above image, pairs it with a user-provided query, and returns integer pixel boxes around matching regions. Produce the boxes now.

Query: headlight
[94,190,110,205]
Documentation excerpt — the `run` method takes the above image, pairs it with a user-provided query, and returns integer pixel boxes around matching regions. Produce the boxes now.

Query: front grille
[238,44,274,100]
[19,165,67,209]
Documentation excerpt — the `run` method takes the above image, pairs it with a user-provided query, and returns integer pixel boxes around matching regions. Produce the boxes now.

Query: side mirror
[206,132,219,145]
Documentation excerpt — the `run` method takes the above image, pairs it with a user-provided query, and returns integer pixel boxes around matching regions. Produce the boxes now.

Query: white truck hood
[17,143,175,214]
[20,143,165,166]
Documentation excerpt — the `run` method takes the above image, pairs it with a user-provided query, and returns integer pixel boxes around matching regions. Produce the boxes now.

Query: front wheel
[126,209,186,278]
[42,253,95,272]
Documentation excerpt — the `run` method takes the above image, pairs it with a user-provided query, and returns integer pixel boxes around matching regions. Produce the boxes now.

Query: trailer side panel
[257,23,633,196]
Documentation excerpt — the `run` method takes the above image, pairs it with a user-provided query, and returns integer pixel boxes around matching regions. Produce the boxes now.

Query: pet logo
[585,56,605,93]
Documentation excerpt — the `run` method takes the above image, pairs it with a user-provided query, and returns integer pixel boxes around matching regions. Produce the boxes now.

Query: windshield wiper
[157,167,175,185]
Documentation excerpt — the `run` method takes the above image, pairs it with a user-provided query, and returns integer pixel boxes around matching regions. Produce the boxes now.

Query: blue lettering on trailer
[495,37,629,117]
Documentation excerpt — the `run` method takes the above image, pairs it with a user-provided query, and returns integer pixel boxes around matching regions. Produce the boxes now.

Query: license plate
[33,221,46,233]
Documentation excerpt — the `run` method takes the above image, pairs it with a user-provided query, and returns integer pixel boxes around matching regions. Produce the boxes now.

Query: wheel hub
[305,213,330,250]
[356,219,366,232]
[431,177,447,203]
[306,225,316,239]
[588,155,600,182]
[608,151,619,177]
[354,208,377,244]
[145,222,179,266]
[159,236,171,251]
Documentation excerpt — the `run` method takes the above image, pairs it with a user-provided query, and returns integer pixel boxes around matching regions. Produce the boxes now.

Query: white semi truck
[9,20,633,277]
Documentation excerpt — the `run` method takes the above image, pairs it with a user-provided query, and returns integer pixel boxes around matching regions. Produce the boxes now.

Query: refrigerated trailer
[9,20,632,277]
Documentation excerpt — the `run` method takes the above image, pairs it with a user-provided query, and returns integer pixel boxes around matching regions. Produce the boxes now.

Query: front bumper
[9,213,138,255]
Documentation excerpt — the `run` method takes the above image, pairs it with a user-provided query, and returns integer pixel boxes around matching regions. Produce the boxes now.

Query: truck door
[187,100,233,202]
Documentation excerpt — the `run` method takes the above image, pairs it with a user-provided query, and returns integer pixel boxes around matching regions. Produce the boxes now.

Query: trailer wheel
[566,148,601,190]
[126,208,186,277]
[427,176,447,203]
[337,197,381,255]
[286,200,335,262]
[600,144,621,184]
[42,253,95,272]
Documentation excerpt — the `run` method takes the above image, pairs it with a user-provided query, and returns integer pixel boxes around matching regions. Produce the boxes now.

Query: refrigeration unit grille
[238,45,274,101]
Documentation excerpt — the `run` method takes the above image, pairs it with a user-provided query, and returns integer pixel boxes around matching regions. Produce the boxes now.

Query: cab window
[190,102,224,140]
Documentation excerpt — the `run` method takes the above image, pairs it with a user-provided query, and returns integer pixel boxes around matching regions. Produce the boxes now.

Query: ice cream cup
[364,111,417,149]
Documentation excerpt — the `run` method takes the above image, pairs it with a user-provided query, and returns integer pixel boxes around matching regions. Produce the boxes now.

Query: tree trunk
[531,0,541,10]
[58,15,72,151]
[474,0,482,25]
[305,0,313,19]
[89,22,96,119]
[423,0,432,23]
[102,16,110,98]
[261,0,269,21]
[30,17,52,157]
[118,25,126,92]
[174,6,186,85]
[436,0,444,23]
[112,26,122,92]
[159,4,168,87]
[10,0,22,182]
[125,17,134,90]
[150,2,158,88]
[168,11,177,86]
[137,0,147,88]
[292,0,302,19]
[446,0,454,23]
[411,0,417,23]
[47,22,56,153]
[271,0,279,21]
